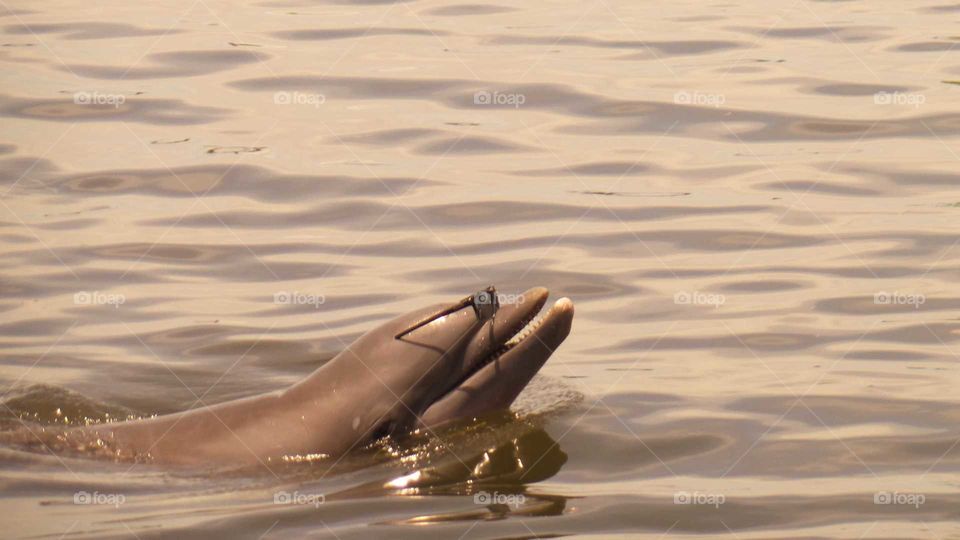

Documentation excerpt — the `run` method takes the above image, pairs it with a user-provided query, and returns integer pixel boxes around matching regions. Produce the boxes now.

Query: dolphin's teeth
[470,305,549,380]
[504,310,545,348]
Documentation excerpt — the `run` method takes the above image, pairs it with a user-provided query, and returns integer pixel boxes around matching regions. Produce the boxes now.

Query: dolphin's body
[63,287,573,467]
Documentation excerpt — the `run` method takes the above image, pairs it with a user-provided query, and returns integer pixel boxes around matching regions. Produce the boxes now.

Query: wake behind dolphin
[38,286,573,467]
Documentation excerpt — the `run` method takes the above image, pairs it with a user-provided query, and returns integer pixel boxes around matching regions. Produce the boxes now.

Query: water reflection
[379,427,570,523]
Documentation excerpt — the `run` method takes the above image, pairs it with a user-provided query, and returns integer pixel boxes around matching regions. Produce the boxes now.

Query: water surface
[2,0,960,538]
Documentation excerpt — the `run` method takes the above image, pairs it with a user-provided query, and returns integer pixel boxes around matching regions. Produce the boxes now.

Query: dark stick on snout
[395,286,499,339]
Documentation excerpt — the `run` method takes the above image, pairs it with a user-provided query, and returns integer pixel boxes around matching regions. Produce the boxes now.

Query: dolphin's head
[320,287,574,444]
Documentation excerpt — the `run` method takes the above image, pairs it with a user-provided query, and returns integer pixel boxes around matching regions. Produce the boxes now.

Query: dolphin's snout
[419,290,574,429]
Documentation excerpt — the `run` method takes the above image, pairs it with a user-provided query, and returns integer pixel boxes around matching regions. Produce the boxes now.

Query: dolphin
[60,287,574,467]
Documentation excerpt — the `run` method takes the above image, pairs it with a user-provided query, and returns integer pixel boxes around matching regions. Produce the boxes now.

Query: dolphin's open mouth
[419,288,574,429]
[456,290,548,388]
[467,303,548,379]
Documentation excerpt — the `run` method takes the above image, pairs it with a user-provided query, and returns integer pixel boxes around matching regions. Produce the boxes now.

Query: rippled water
[3,0,960,538]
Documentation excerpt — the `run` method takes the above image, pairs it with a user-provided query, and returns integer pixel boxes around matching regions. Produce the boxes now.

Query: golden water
[2,0,960,537]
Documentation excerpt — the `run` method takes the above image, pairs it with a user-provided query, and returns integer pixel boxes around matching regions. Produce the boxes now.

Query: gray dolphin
[62,287,574,467]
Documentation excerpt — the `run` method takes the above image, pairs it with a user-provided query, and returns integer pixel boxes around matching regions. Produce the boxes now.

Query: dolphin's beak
[418,288,574,429]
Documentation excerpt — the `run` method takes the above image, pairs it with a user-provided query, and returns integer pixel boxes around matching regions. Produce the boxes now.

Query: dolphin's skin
[62,287,574,467]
